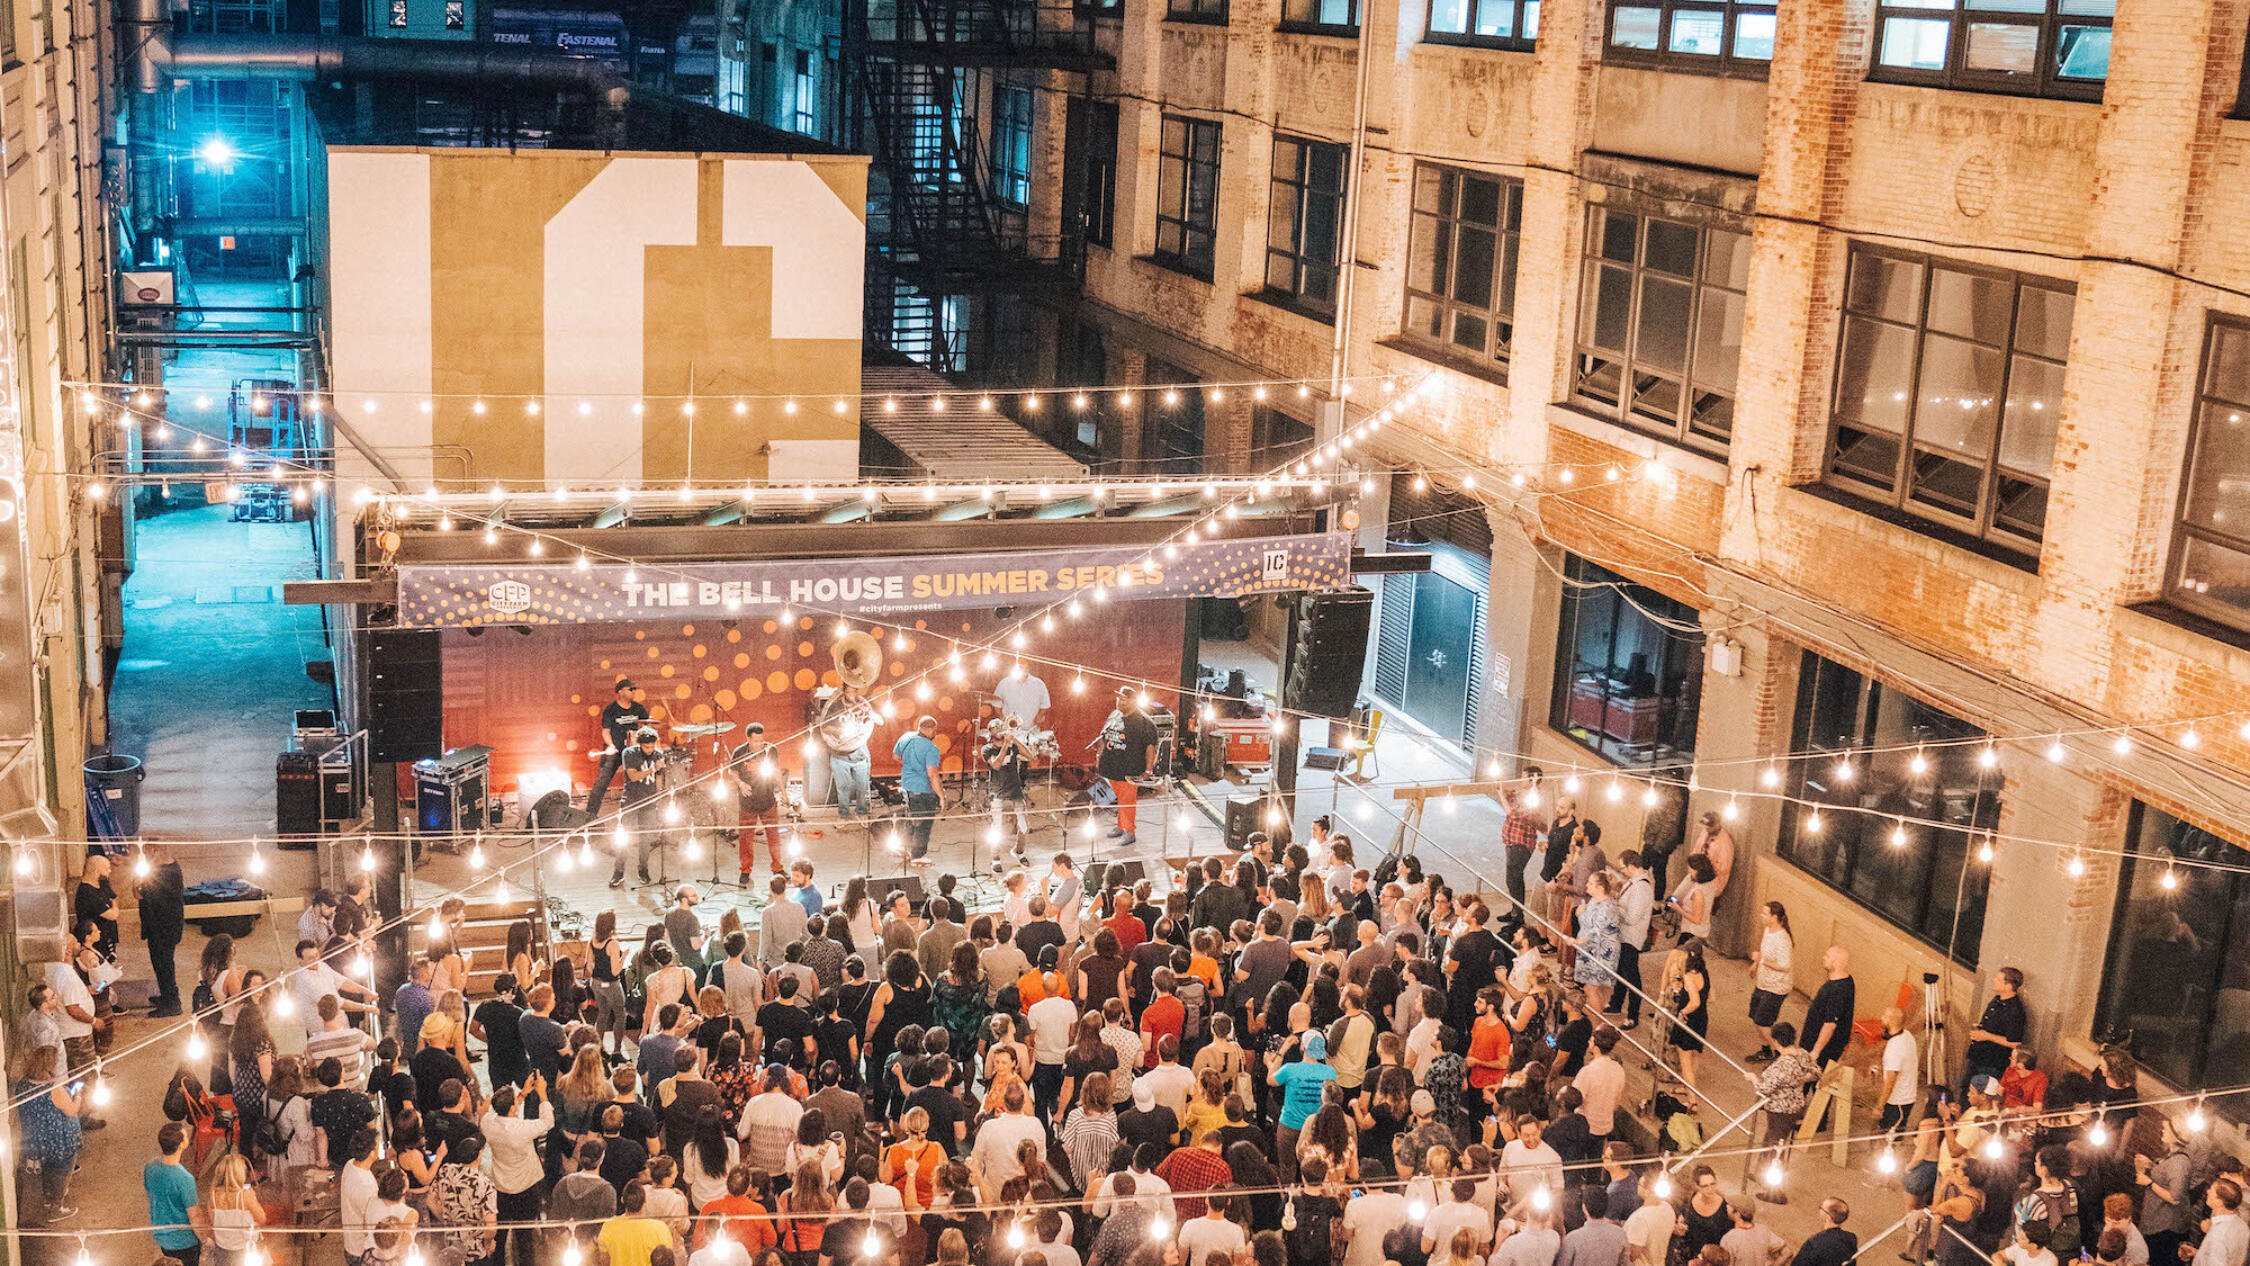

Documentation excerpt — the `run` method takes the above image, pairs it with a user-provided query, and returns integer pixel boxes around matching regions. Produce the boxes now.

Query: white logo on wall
[487,580,532,615]
[1261,548,1290,583]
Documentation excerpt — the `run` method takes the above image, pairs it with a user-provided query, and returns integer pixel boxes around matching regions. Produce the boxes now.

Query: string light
[2111,733,2134,757]
[468,842,487,871]
[2086,1115,2109,1147]
[2161,867,2180,891]
[1875,1147,1899,1176]
[1908,748,1929,776]
[1833,758,1855,783]
[1978,744,1999,771]
[1760,1154,1785,1189]
[1759,764,1781,789]
[2047,740,2067,764]
[2065,852,2088,879]
[186,1028,208,1061]
[2188,1098,2209,1133]
[248,842,267,875]
[1976,837,1996,864]
[358,846,376,872]
[1982,1133,2006,1160]
[1888,819,1909,848]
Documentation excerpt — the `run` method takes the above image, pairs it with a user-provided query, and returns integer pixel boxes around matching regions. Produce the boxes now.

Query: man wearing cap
[587,678,650,815]
[1096,687,1162,846]
[893,715,945,865]
[1266,1029,1337,1180]
[728,726,787,882]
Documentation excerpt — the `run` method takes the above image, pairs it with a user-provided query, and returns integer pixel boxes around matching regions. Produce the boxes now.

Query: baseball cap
[1302,1031,1327,1061]
[1970,1074,2002,1097]
[1133,1080,1155,1110]
[1411,1089,1437,1116]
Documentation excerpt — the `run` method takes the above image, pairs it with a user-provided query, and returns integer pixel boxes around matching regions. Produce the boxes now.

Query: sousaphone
[833,629,883,690]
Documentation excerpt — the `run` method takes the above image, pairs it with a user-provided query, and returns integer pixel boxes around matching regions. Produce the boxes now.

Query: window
[1427,0,1537,46]
[1263,136,1349,319]
[1606,1,1774,72]
[990,84,1033,210]
[792,51,814,134]
[1573,206,1747,456]
[1871,0,2112,100]
[1154,115,1221,281]
[1064,97,1118,250]
[1824,246,2072,557]
[2167,317,2250,635]
[1149,358,1205,472]
[1250,407,1316,470]
[1404,165,1523,371]
[1168,0,1224,21]
[1774,652,1999,965]
[2096,804,2250,1103]
[1549,555,1702,768]
[1281,0,1355,30]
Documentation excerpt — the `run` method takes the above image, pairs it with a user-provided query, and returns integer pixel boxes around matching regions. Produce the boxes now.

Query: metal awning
[858,362,1088,483]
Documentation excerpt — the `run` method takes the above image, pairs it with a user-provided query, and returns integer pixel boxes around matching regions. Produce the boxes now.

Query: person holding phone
[13,1042,82,1221]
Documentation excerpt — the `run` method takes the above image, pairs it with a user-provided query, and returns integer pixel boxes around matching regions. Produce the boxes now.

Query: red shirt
[2001,1065,2047,1111]
[694,1195,778,1252]
[1140,994,1184,1067]
[1467,1016,1512,1089]
[1105,911,1148,958]
[1154,1145,1232,1220]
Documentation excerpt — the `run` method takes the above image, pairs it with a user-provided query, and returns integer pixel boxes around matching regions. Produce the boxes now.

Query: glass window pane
[1694,287,1744,395]
[1428,0,1469,33]
[1598,211,1639,263]
[1635,276,1693,374]
[1450,311,1488,355]
[1407,217,1447,293]
[1733,10,1776,59]
[1835,317,1916,436]
[2209,324,2250,405]
[1610,5,1660,49]
[1965,0,2041,11]
[2096,807,2236,1091]
[1586,262,1632,354]
[2013,284,2075,360]
[2056,24,2110,79]
[1998,354,2063,478]
[1473,0,1516,37]
[1644,220,1699,277]
[2059,0,2114,12]
[1847,252,1923,324]
[2182,402,2250,536]
[1452,226,1496,307]
[1308,144,1345,191]
[1704,228,1751,291]
[1405,295,1442,340]
[1458,175,1500,226]
[1915,336,2004,456]
[1413,167,1444,213]
[1879,16,1953,69]
[1523,0,1538,36]
[1266,253,1295,294]
[1926,267,2013,344]
[1497,233,1519,315]
[2174,535,2250,616]
[1963,21,2038,74]
[1667,7,1724,55]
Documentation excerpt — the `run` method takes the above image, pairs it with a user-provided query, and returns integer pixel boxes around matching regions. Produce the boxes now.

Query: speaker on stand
[367,629,445,765]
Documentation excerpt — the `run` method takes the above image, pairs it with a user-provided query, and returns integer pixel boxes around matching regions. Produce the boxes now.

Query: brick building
[743,1,2250,1105]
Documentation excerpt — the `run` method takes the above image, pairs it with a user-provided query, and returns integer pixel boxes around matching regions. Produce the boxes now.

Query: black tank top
[592,938,618,982]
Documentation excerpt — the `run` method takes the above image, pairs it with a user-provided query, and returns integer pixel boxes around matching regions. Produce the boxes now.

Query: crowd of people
[12,779,2244,1266]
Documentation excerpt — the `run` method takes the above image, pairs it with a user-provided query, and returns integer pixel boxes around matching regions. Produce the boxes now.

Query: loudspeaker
[525,790,589,833]
[864,875,927,906]
[1224,795,1263,851]
[1093,860,1147,890]
[367,629,444,764]
[277,751,322,841]
[1283,586,1373,720]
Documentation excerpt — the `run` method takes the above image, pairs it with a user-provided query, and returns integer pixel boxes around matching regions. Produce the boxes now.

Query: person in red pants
[728,728,789,881]
[1095,686,1163,845]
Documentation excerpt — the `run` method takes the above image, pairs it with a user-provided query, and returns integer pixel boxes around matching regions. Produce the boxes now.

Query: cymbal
[670,722,737,736]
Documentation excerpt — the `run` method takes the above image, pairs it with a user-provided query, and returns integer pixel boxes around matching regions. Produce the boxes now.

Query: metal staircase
[845,0,1106,368]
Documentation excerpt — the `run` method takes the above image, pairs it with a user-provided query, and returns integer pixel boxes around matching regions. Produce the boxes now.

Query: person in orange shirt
[1017,947,1072,1006]
[882,1106,948,1207]
[1187,929,1225,1003]
[1465,986,1512,1100]
[690,1167,777,1253]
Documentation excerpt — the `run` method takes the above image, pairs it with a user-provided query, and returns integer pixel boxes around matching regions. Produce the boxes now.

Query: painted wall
[326,148,869,492]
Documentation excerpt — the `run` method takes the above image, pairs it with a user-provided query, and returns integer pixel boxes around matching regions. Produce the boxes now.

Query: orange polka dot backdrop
[438,602,1191,798]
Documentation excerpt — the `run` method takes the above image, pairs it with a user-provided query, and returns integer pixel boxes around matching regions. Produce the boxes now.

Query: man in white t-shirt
[995,667,1053,730]
[1492,1207,1563,1266]
[1425,1177,1494,1257]
[1721,1202,1786,1266]
[1179,1196,1250,1266]
[1875,1006,1920,1133]
[1026,976,1078,1119]
[290,939,377,1036]
[1342,1182,1410,1266]
[1623,1178,1676,1266]
[1500,1118,1566,1211]
[969,1081,1048,1201]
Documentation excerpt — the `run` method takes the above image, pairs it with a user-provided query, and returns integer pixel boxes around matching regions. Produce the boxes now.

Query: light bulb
[1759,765,1781,789]
[986,823,1003,846]
[133,851,152,879]
[1653,1173,1674,1200]
[2066,853,2087,879]
[1978,745,1999,770]
[2087,1118,2110,1147]
[1833,759,1855,783]
[469,843,487,871]
[1007,1223,1026,1249]
[75,1243,93,1266]
[612,826,631,850]
[563,1241,585,1266]
[1876,1148,1898,1176]
[1889,821,1909,848]
[1562,774,1581,794]
[427,913,444,938]
[663,799,682,825]
[1082,818,1099,841]
[245,1246,265,1266]
[1908,749,1929,776]
[1641,783,1660,808]
[1604,779,1623,803]
[1405,1199,1428,1222]
[1520,787,1542,810]
[406,1246,426,1266]
[2161,868,2180,891]
[2183,727,2203,749]
[886,831,904,854]
[710,780,729,803]
[684,835,704,861]
[272,993,294,1019]
[1807,811,1824,834]
[1530,1185,1554,1212]
[2046,740,2067,764]
[248,845,266,875]
[1071,675,1086,694]
[556,847,575,875]
[1761,1158,1784,1188]
[578,840,596,867]
[2112,734,2134,757]
[187,1029,208,1061]
[358,847,376,872]
[354,953,374,980]
[1982,1133,2006,1160]
[11,849,29,876]
[494,878,510,902]
[1976,839,1995,864]
[1721,798,1740,822]
[2188,1104,2209,1133]
[861,1230,880,1258]
[91,1072,113,1106]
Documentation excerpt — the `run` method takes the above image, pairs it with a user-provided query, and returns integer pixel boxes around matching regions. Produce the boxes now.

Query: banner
[394,532,1355,627]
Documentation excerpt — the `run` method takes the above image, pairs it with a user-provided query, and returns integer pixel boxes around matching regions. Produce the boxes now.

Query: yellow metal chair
[1344,708,1384,780]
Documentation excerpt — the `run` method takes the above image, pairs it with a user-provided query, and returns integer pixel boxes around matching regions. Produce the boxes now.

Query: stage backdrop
[327,147,869,492]
[440,602,1190,799]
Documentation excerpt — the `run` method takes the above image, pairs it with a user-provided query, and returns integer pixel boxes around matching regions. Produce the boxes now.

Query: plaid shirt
[1154,1145,1233,1220]
[1502,790,1547,853]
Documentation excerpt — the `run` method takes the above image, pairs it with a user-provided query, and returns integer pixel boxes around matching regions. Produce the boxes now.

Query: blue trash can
[84,754,145,839]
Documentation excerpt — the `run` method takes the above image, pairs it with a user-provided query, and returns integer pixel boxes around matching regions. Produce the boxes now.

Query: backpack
[254,1095,299,1158]
[2019,1186,2082,1259]
[1177,979,1207,1042]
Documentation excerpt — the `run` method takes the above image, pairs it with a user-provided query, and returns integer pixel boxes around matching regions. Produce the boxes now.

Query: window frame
[1773,651,2000,967]
[1166,0,1226,23]
[1820,244,2074,560]
[1148,357,1207,473]
[791,50,814,134]
[2164,314,2250,636]
[1603,0,1775,76]
[1401,164,1524,375]
[989,82,1034,211]
[1570,204,1748,459]
[1249,406,1317,470]
[1547,554,1704,770]
[1079,98,1119,250]
[2093,802,2247,1103]
[1423,0,1538,50]
[1152,114,1222,282]
[1868,0,2112,103]
[1260,134,1350,322]
[1278,0,1357,35]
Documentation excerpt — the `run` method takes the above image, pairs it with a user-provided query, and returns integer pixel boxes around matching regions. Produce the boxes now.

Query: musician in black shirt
[1097,686,1162,846]
[585,678,649,815]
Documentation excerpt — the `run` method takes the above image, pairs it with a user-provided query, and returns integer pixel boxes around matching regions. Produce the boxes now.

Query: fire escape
[846,0,1106,373]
